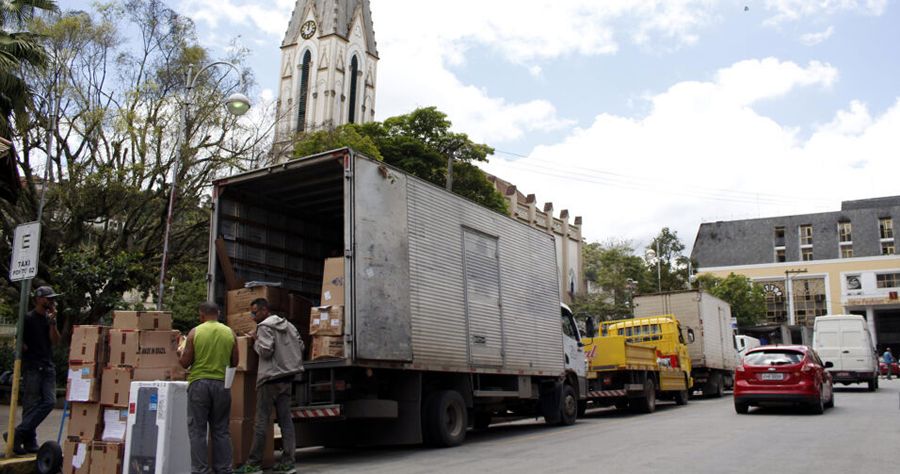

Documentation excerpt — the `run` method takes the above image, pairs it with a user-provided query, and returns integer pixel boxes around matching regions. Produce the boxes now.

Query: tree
[572,239,646,321]
[695,273,766,327]
[292,107,508,213]
[0,1,270,333]
[643,227,694,293]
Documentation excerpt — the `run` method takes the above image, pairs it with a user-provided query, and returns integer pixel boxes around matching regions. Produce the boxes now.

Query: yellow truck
[581,315,693,414]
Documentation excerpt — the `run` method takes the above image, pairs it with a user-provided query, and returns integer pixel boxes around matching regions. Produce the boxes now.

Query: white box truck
[633,290,738,397]
[207,148,586,448]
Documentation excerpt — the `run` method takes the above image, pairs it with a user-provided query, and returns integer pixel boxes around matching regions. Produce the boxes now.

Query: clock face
[763,283,784,298]
[301,20,317,39]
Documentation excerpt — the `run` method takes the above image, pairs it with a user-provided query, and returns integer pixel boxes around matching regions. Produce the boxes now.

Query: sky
[73,0,900,254]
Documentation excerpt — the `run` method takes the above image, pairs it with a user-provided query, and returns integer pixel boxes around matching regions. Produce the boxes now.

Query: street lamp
[157,62,250,310]
[646,239,662,293]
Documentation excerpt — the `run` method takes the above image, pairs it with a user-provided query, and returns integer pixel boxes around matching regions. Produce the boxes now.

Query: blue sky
[69,0,900,253]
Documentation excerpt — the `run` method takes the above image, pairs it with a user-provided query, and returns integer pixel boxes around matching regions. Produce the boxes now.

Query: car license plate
[760,373,785,381]
[837,372,850,377]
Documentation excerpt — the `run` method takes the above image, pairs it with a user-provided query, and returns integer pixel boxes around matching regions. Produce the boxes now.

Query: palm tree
[0,0,58,202]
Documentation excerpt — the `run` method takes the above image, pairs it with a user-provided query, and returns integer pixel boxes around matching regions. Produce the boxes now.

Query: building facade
[273,0,379,158]
[692,196,900,350]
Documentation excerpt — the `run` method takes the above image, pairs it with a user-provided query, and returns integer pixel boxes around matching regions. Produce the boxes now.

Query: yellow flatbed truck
[581,315,693,414]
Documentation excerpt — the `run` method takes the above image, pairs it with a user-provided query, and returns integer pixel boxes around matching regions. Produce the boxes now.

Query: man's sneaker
[234,464,263,474]
[23,440,40,454]
[2,432,26,455]
[273,462,297,474]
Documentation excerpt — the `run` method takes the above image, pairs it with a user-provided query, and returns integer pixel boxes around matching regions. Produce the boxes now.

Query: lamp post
[625,277,638,315]
[784,268,808,326]
[157,62,250,310]
[646,239,662,293]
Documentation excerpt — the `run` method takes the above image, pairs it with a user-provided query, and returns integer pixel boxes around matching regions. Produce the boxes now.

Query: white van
[812,314,879,391]
[735,335,760,358]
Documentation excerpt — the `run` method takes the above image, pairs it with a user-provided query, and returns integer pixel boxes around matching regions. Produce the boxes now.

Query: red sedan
[879,361,900,377]
[734,345,834,415]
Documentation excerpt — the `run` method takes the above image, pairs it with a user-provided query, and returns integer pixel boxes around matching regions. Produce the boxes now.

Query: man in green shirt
[180,302,238,474]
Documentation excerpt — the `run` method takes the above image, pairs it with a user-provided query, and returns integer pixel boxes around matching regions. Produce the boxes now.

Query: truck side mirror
[584,317,596,338]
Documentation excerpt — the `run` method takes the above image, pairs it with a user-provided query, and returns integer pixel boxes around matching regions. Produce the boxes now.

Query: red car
[734,345,834,415]
[879,361,900,377]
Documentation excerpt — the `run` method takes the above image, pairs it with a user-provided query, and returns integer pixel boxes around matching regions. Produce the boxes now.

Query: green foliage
[695,273,766,327]
[167,263,208,333]
[573,240,646,321]
[643,227,694,293]
[293,107,508,213]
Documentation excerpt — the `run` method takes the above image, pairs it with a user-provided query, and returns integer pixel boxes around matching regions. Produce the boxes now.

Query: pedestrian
[4,286,62,454]
[882,348,894,380]
[179,302,238,474]
[234,298,304,474]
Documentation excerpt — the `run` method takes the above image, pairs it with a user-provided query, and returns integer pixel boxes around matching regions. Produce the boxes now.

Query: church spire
[273,0,379,159]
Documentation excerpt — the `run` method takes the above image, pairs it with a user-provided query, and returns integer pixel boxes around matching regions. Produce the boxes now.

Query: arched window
[297,50,312,132]
[348,55,359,123]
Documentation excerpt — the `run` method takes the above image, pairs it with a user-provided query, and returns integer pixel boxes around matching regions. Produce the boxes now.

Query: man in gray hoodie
[234,297,304,474]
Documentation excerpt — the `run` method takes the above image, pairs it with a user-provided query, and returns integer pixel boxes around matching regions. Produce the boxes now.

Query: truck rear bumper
[830,371,876,384]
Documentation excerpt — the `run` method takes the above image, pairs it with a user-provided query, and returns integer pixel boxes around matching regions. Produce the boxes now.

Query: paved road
[293,379,900,473]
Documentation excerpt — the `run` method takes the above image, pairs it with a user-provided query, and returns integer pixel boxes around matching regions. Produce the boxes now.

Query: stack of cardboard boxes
[63,311,183,474]
[310,258,346,360]
[228,336,275,467]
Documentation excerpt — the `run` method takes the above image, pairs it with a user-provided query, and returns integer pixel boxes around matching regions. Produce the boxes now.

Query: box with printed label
[309,305,344,336]
[320,257,345,305]
[112,311,173,330]
[63,437,92,474]
[101,367,187,407]
[68,402,102,441]
[226,286,288,315]
[69,326,108,365]
[66,364,100,402]
[235,336,258,372]
[310,335,345,360]
[100,408,129,442]
[227,312,257,336]
[107,329,180,368]
[89,441,124,474]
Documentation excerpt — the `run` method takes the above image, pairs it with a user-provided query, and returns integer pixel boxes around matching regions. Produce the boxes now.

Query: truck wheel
[556,384,578,426]
[674,389,689,406]
[423,390,467,447]
[473,411,491,431]
[704,373,724,398]
[631,378,656,414]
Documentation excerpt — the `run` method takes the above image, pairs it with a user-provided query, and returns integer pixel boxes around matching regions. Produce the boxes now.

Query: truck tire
[556,384,578,426]
[631,378,656,414]
[704,373,724,398]
[423,390,467,447]
[674,389,689,406]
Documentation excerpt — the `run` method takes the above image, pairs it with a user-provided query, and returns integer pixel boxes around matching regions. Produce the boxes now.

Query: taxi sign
[9,222,41,281]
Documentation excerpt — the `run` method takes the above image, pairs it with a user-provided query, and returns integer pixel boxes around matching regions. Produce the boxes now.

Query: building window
[799,225,813,245]
[775,248,786,262]
[880,218,894,239]
[840,246,853,258]
[883,241,896,255]
[876,273,900,289]
[791,278,828,327]
[347,55,359,124]
[774,226,785,246]
[838,222,852,243]
[296,50,312,132]
[801,247,813,261]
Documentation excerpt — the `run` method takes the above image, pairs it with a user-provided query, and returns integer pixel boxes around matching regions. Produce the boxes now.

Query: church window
[297,50,312,132]
[348,56,359,123]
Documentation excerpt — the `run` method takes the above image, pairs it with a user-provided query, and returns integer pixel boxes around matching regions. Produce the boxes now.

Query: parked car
[879,361,900,377]
[734,345,834,415]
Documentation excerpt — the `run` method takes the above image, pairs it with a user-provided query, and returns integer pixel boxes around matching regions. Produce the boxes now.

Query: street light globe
[225,92,251,116]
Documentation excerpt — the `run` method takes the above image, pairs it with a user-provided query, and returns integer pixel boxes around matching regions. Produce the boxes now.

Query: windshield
[744,350,804,366]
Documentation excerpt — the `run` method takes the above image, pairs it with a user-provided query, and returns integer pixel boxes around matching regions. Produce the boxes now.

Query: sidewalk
[0,406,66,453]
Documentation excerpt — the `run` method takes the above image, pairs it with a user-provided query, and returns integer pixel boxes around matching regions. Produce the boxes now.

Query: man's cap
[34,286,62,298]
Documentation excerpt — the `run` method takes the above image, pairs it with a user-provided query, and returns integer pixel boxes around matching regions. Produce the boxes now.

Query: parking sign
[9,222,41,281]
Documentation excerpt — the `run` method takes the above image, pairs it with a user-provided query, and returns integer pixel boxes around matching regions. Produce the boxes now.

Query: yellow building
[692,196,900,350]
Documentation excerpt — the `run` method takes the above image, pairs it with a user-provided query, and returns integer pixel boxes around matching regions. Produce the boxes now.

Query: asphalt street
[293,378,900,474]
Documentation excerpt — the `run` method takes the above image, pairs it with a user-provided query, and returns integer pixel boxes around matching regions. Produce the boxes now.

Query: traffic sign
[9,222,41,281]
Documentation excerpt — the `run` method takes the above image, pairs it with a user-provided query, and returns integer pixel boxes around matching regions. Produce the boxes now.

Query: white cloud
[480,59,897,250]
[763,0,887,25]
[799,26,835,46]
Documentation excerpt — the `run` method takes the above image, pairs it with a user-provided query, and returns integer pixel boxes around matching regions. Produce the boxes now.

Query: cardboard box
[69,326,108,365]
[63,437,92,474]
[235,336,258,372]
[320,257,345,305]
[227,286,288,315]
[227,312,258,336]
[112,311,173,330]
[310,335,345,360]
[68,402,102,441]
[107,329,180,368]
[309,305,344,336]
[229,418,275,468]
[100,408,129,442]
[230,371,257,420]
[66,364,100,402]
[89,441,123,474]
[101,367,187,407]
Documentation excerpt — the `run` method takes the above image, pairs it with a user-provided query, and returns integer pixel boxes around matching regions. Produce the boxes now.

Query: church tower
[273,0,379,158]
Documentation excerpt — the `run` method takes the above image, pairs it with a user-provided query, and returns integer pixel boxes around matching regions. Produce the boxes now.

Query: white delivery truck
[207,148,586,448]
[633,290,738,397]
